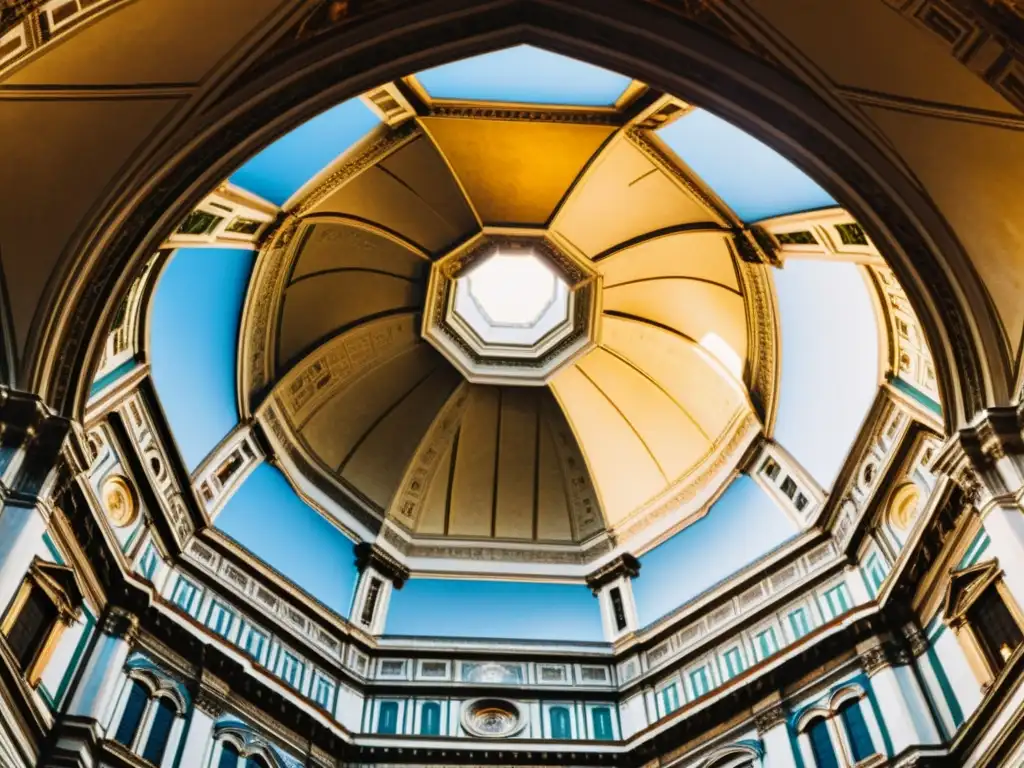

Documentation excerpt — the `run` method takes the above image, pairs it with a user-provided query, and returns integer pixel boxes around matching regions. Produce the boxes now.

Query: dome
[117,44,936,634]
[240,91,770,565]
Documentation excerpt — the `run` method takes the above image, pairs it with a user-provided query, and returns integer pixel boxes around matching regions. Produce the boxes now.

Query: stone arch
[24,0,1007,434]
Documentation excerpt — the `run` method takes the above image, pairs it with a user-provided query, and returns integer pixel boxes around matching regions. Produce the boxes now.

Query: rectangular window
[689,667,711,698]
[4,587,57,671]
[591,707,614,740]
[780,476,797,499]
[377,701,399,734]
[361,578,382,627]
[206,600,234,638]
[245,627,267,662]
[139,544,158,581]
[754,628,778,661]
[823,585,852,619]
[610,587,627,631]
[170,577,199,614]
[177,209,223,235]
[659,683,681,715]
[280,651,304,689]
[794,493,808,512]
[420,702,442,736]
[721,647,744,681]
[789,608,811,640]
[865,554,886,595]
[760,457,781,480]
[313,676,335,711]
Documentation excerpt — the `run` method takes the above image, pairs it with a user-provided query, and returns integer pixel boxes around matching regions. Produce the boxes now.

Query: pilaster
[67,608,139,726]
[947,404,1024,608]
[860,640,940,754]
[352,543,409,635]
[586,554,641,641]
[753,697,797,768]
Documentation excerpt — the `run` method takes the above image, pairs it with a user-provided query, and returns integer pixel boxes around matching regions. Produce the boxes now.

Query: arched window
[807,716,838,768]
[549,706,571,739]
[421,702,441,736]
[591,707,613,740]
[837,698,875,762]
[113,680,149,747]
[218,743,240,768]
[377,701,399,734]
[244,756,269,768]
[141,696,177,764]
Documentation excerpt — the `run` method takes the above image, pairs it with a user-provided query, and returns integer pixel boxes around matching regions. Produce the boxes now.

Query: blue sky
[149,248,254,472]
[229,97,380,206]
[416,45,633,106]
[386,578,604,642]
[216,464,359,617]
[772,260,879,489]
[658,110,836,222]
[633,475,797,627]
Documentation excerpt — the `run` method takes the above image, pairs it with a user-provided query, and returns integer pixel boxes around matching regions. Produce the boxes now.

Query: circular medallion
[102,475,139,527]
[461,698,526,738]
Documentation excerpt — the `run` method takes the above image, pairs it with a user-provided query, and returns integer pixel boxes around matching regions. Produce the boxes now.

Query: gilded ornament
[101,474,139,527]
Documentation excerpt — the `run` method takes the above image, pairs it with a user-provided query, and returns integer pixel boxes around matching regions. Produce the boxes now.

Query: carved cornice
[860,645,891,675]
[427,103,620,125]
[102,606,139,642]
[585,553,641,593]
[903,626,929,657]
[958,403,1024,468]
[861,642,909,675]
[195,671,231,717]
[354,542,410,588]
[753,704,787,733]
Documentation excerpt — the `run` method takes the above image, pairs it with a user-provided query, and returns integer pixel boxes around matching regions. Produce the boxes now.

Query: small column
[754,700,797,768]
[860,642,939,755]
[352,543,409,635]
[177,674,228,768]
[586,554,641,642]
[844,564,871,607]
[0,397,72,612]
[957,407,1024,607]
[68,607,139,727]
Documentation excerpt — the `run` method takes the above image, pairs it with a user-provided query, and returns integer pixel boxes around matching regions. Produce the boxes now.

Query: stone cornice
[354,542,410,588]
[957,403,1024,468]
[585,554,641,594]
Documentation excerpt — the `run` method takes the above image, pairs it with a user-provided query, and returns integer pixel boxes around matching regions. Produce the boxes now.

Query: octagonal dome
[229,56,785,570]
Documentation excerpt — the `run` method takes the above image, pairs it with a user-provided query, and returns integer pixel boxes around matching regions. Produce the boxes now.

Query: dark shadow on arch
[0,244,19,388]
[25,0,1008,435]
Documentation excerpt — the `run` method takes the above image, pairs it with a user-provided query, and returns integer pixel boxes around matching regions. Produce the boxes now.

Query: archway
[25,0,1008,434]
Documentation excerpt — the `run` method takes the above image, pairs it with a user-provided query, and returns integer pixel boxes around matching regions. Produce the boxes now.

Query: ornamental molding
[586,553,641,594]
[427,103,621,125]
[624,127,733,225]
[354,542,410,588]
[736,258,780,435]
[239,216,300,414]
[860,645,890,675]
[753,704,787,733]
[421,232,601,386]
[293,121,421,216]
[386,382,471,531]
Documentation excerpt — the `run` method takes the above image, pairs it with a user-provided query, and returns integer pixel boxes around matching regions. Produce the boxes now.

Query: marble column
[67,607,139,728]
[755,702,797,768]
